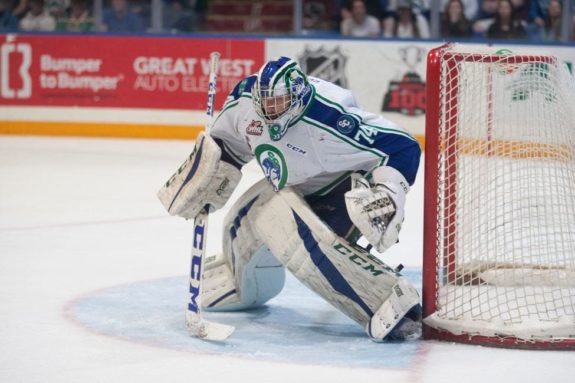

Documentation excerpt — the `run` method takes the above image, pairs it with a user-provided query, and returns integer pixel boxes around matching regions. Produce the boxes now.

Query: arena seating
[205,0,293,33]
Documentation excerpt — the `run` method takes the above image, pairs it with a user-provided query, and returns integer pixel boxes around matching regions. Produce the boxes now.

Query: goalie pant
[201,179,421,341]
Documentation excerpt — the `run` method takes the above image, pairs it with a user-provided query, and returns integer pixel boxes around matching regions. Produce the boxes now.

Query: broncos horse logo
[261,152,282,190]
[255,144,288,191]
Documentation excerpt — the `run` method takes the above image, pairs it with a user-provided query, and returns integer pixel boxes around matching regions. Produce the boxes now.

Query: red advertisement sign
[0,34,264,110]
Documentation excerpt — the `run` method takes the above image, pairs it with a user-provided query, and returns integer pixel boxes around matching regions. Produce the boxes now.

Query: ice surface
[69,271,423,369]
[1,136,574,383]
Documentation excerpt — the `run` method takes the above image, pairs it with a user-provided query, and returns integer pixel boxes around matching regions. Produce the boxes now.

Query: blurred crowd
[0,0,207,33]
[0,0,95,32]
[335,0,573,41]
[0,0,572,42]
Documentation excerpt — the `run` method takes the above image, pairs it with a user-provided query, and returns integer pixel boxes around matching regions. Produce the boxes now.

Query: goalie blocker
[202,180,422,341]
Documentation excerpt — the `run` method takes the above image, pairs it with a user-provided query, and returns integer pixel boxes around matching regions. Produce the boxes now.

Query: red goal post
[422,43,575,350]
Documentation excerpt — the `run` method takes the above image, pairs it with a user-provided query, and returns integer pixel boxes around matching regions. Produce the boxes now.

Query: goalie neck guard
[253,57,312,141]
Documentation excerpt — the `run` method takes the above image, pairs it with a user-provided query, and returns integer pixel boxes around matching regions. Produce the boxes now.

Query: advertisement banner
[0,34,265,110]
[2,34,574,140]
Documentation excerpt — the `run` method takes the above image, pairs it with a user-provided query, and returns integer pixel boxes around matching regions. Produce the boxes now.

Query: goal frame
[422,43,575,350]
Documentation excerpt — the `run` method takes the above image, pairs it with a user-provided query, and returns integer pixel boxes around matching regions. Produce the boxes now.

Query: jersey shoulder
[308,77,356,106]
[304,77,359,130]
[227,74,257,102]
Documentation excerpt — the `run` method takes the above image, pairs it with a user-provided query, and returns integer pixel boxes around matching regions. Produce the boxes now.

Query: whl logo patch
[246,120,263,136]
[254,144,288,191]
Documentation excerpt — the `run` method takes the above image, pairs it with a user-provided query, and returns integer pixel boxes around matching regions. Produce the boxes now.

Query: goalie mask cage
[422,43,575,350]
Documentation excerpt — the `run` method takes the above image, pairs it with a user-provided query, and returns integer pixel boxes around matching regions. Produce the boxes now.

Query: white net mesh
[425,44,575,342]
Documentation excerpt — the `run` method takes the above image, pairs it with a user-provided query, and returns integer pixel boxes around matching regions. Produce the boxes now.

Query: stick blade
[187,318,235,341]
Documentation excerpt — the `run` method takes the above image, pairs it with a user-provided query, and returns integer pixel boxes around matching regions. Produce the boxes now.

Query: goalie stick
[186,51,235,341]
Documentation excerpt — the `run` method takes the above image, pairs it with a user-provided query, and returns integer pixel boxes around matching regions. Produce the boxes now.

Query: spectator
[302,1,326,33]
[15,0,68,20]
[19,0,56,31]
[540,0,562,40]
[526,0,575,36]
[339,0,384,21]
[440,0,478,21]
[56,0,93,31]
[385,0,429,16]
[509,0,528,20]
[473,0,498,35]
[12,0,29,20]
[383,0,430,38]
[129,0,150,28]
[45,0,69,18]
[101,0,145,32]
[487,0,527,39]
[441,0,473,38]
[164,0,203,32]
[163,0,184,31]
[0,0,19,31]
[529,0,549,28]
[340,0,381,37]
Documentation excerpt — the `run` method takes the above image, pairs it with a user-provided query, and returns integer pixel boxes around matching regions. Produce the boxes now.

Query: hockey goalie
[158,56,422,342]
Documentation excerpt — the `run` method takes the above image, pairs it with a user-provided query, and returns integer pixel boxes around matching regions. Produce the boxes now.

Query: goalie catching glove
[345,166,409,253]
[157,132,242,219]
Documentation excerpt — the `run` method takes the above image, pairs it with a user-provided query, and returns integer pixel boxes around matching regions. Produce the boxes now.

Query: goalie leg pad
[202,179,285,311]
[252,187,419,334]
[157,132,242,219]
[202,246,285,312]
[367,278,421,342]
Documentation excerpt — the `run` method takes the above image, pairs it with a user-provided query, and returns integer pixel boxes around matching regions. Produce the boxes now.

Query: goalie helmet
[253,57,311,140]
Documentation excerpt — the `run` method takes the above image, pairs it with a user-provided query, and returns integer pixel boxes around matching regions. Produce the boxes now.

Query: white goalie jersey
[210,76,420,195]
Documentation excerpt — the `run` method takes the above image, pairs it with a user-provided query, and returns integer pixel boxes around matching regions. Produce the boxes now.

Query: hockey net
[423,43,575,349]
